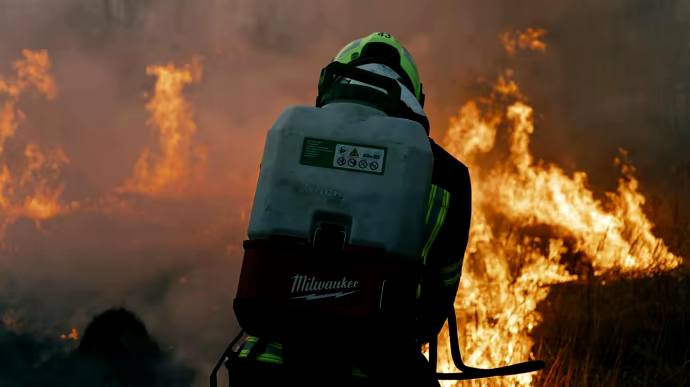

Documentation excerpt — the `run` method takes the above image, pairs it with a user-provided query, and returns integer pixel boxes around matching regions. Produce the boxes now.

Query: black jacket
[416,139,472,341]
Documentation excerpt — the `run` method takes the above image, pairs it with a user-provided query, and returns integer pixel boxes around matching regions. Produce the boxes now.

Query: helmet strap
[317,83,430,133]
[316,62,430,133]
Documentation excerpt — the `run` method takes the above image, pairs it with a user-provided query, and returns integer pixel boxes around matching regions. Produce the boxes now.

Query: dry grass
[531,219,690,386]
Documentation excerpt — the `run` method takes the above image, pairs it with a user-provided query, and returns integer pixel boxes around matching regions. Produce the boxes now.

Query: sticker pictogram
[301,138,386,175]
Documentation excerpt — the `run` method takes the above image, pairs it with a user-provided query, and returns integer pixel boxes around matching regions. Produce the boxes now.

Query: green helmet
[333,32,424,105]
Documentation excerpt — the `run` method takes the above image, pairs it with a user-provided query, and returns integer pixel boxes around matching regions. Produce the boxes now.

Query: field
[1,2,690,387]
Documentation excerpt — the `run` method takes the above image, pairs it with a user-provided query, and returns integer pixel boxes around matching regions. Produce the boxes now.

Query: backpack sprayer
[211,62,543,386]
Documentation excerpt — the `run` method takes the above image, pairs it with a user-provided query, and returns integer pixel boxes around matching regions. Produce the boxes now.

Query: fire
[0,50,72,241]
[499,28,547,55]
[2,309,19,331]
[434,30,682,386]
[60,327,80,341]
[119,57,207,196]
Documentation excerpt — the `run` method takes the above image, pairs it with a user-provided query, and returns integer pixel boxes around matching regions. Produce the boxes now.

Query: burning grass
[534,268,690,386]
[434,30,684,385]
[118,57,207,197]
[0,25,688,387]
[0,50,73,240]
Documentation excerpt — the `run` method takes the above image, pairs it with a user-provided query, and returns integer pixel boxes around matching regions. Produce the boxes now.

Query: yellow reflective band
[443,272,461,286]
[425,185,438,224]
[237,336,259,358]
[256,353,283,365]
[352,366,368,378]
[264,344,282,359]
[421,189,450,264]
[237,338,284,364]
[440,261,461,275]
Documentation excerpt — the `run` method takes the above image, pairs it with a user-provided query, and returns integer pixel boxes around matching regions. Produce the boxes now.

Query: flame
[0,50,57,155]
[60,327,80,341]
[2,309,19,331]
[119,57,207,196]
[0,50,72,241]
[434,32,681,385]
[500,28,547,56]
[19,144,72,221]
[0,49,57,100]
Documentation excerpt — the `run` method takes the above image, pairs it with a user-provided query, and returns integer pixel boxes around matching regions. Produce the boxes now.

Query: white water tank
[248,102,433,260]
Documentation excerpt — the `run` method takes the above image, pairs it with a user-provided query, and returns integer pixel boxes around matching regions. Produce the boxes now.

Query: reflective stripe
[238,336,283,365]
[237,339,367,376]
[425,185,438,224]
[442,272,461,286]
[418,186,451,299]
[352,366,367,378]
[238,336,259,358]
[256,353,283,365]
[440,261,461,275]
[440,261,462,286]
[267,342,282,351]
[421,189,450,265]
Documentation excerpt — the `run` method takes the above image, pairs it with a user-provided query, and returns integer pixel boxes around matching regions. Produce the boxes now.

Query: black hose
[434,305,545,380]
[429,336,438,372]
[210,330,245,387]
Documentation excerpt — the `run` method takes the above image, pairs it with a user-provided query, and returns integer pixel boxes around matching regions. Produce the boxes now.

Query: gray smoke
[1,1,688,385]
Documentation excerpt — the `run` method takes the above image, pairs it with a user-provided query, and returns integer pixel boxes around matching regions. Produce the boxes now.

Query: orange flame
[500,28,548,56]
[60,327,80,341]
[19,144,71,221]
[0,50,72,241]
[119,57,207,196]
[434,44,681,386]
[2,309,19,331]
[0,49,57,154]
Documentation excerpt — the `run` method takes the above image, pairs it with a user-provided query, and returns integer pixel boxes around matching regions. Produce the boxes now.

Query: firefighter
[226,32,472,386]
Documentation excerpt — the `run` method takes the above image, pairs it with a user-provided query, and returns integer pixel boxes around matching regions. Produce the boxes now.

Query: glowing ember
[60,327,80,341]
[2,310,19,331]
[500,28,548,55]
[0,50,72,241]
[119,57,207,196]
[433,31,682,386]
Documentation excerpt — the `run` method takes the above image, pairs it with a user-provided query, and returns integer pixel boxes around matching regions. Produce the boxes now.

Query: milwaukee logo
[289,274,359,301]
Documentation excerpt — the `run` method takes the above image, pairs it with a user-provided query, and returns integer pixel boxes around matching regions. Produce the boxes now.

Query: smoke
[0,1,688,385]
[0,308,196,386]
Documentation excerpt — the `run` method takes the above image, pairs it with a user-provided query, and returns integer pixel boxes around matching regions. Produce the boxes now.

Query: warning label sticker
[300,137,386,175]
[334,143,385,173]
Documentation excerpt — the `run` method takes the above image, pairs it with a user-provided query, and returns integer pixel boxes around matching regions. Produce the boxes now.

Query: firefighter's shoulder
[428,138,470,192]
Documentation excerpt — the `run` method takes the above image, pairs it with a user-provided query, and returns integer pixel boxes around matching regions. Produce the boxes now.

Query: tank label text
[300,137,386,175]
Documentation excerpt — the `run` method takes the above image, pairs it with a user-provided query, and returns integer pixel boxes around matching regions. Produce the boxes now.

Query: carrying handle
[432,305,545,381]
[316,61,402,113]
